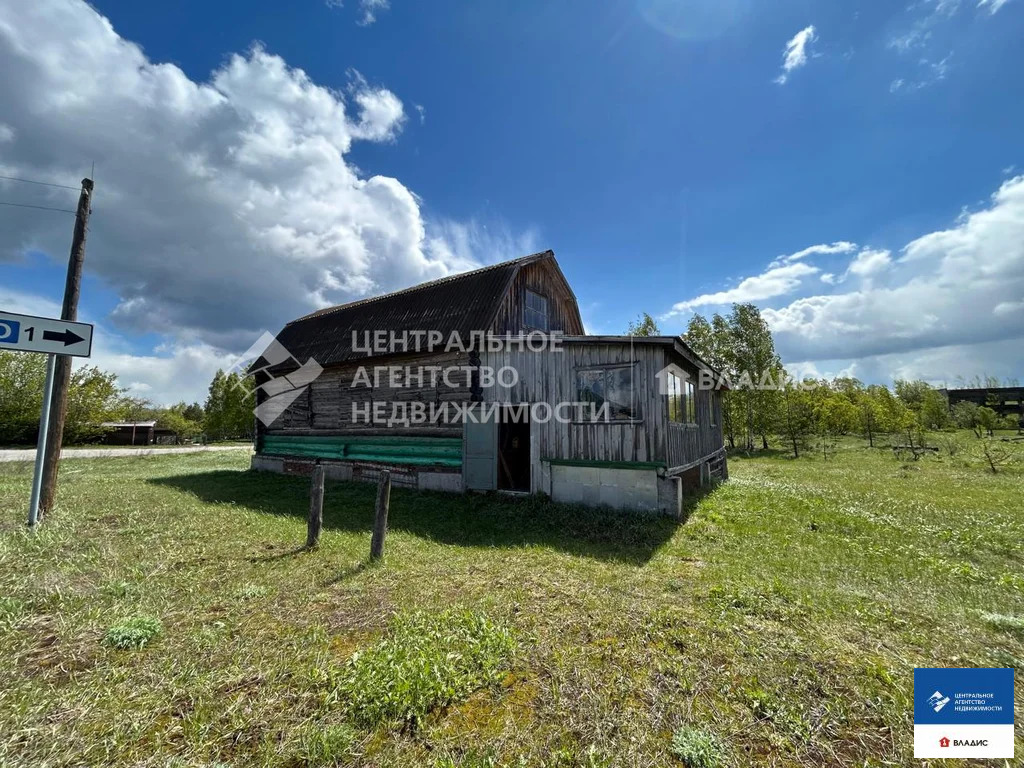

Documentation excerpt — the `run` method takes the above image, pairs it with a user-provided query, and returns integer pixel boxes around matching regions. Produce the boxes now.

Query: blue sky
[1,0,1022,402]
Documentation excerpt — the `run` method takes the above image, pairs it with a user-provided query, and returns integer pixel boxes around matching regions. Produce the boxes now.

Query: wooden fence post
[306,463,325,549]
[370,470,391,560]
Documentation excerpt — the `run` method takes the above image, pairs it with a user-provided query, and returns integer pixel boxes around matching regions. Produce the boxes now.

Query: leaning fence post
[370,470,391,560]
[306,462,325,549]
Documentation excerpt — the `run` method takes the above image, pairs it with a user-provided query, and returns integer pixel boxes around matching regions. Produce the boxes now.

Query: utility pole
[38,178,93,518]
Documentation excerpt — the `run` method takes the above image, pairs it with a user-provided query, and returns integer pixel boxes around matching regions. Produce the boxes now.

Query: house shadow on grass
[148,469,713,565]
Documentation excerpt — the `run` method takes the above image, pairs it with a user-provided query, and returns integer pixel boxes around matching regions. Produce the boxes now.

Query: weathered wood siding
[266,349,469,437]
[480,341,668,466]
[489,259,584,336]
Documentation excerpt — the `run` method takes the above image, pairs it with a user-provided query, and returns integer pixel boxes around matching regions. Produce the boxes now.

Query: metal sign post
[27,354,57,527]
[0,309,94,527]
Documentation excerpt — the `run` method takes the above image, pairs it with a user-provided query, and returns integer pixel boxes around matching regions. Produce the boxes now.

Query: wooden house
[251,251,727,516]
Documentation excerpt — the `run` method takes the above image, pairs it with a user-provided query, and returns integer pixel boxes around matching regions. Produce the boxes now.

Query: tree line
[0,350,255,445]
[625,307,1021,459]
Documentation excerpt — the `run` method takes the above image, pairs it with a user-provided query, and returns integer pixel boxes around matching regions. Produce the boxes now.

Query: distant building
[100,420,176,445]
[250,251,727,516]
[940,387,1023,420]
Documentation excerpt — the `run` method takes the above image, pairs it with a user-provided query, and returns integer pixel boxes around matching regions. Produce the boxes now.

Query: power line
[0,201,77,214]
[0,174,81,191]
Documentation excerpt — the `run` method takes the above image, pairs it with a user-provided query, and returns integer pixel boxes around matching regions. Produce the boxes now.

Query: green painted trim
[261,434,462,467]
[542,457,665,470]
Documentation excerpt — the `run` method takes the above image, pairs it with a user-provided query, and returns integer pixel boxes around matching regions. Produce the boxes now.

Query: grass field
[0,438,1021,767]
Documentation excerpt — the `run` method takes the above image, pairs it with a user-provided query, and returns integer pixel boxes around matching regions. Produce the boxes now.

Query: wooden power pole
[38,178,94,518]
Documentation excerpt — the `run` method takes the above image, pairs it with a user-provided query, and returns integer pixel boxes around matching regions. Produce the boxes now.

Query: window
[667,372,682,423]
[524,289,549,331]
[668,373,697,425]
[577,365,639,421]
[711,392,720,427]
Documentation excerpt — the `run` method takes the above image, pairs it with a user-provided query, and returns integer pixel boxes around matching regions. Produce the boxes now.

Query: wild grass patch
[297,721,361,764]
[982,612,1024,635]
[329,609,516,729]
[669,726,726,768]
[102,614,163,649]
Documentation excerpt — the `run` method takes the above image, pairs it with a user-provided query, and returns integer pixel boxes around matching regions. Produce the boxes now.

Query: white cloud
[776,241,857,265]
[666,262,818,314]
[773,25,817,85]
[0,0,518,353]
[357,0,390,26]
[762,175,1024,362]
[993,300,1024,315]
[787,241,857,261]
[667,175,1024,382]
[978,0,1013,14]
[0,0,539,402]
[845,248,892,277]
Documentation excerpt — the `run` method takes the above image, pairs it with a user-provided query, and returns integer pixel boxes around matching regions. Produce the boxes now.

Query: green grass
[0,438,1022,766]
[103,615,163,650]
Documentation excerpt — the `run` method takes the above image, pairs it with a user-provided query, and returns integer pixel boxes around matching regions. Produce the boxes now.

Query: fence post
[370,470,391,560]
[306,463,325,549]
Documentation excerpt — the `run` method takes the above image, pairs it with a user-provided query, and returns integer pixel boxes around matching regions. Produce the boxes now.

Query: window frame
[684,379,697,425]
[575,362,642,423]
[667,372,683,423]
[523,289,549,331]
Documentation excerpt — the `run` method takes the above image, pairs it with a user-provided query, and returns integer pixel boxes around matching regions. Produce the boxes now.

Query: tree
[812,387,859,459]
[778,378,814,458]
[952,400,982,436]
[727,304,782,451]
[685,312,738,448]
[0,351,125,445]
[626,313,660,337]
[976,406,999,437]
[182,402,205,423]
[204,370,254,440]
[920,388,950,431]
[156,403,203,443]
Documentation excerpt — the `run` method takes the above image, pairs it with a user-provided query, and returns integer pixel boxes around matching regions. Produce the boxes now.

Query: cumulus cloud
[0,0,538,403]
[773,25,817,85]
[667,175,1024,382]
[845,248,892,278]
[666,262,819,314]
[0,0,502,351]
[764,176,1024,361]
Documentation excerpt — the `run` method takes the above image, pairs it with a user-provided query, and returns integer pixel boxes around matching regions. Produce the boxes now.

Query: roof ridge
[290,250,553,324]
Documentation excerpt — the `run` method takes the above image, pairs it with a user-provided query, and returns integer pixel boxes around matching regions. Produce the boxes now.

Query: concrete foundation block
[251,455,284,473]
[323,463,353,482]
[418,471,463,493]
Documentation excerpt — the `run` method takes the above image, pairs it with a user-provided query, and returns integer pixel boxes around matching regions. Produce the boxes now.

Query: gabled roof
[272,250,560,367]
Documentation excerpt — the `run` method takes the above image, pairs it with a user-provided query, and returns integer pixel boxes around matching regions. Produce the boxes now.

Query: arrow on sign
[42,328,86,347]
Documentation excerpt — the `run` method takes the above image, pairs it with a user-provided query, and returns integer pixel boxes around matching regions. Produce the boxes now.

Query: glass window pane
[524,290,549,330]
[605,366,637,420]
[577,369,604,405]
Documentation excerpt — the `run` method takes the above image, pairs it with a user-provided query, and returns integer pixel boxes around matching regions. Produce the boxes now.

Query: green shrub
[103,615,163,649]
[330,609,515,728]
[669,726,726,768]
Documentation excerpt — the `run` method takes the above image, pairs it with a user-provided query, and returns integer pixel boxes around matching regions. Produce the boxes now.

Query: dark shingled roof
[272,250,554,367]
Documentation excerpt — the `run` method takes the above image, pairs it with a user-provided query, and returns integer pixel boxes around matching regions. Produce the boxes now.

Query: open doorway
[497,405,530,491]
